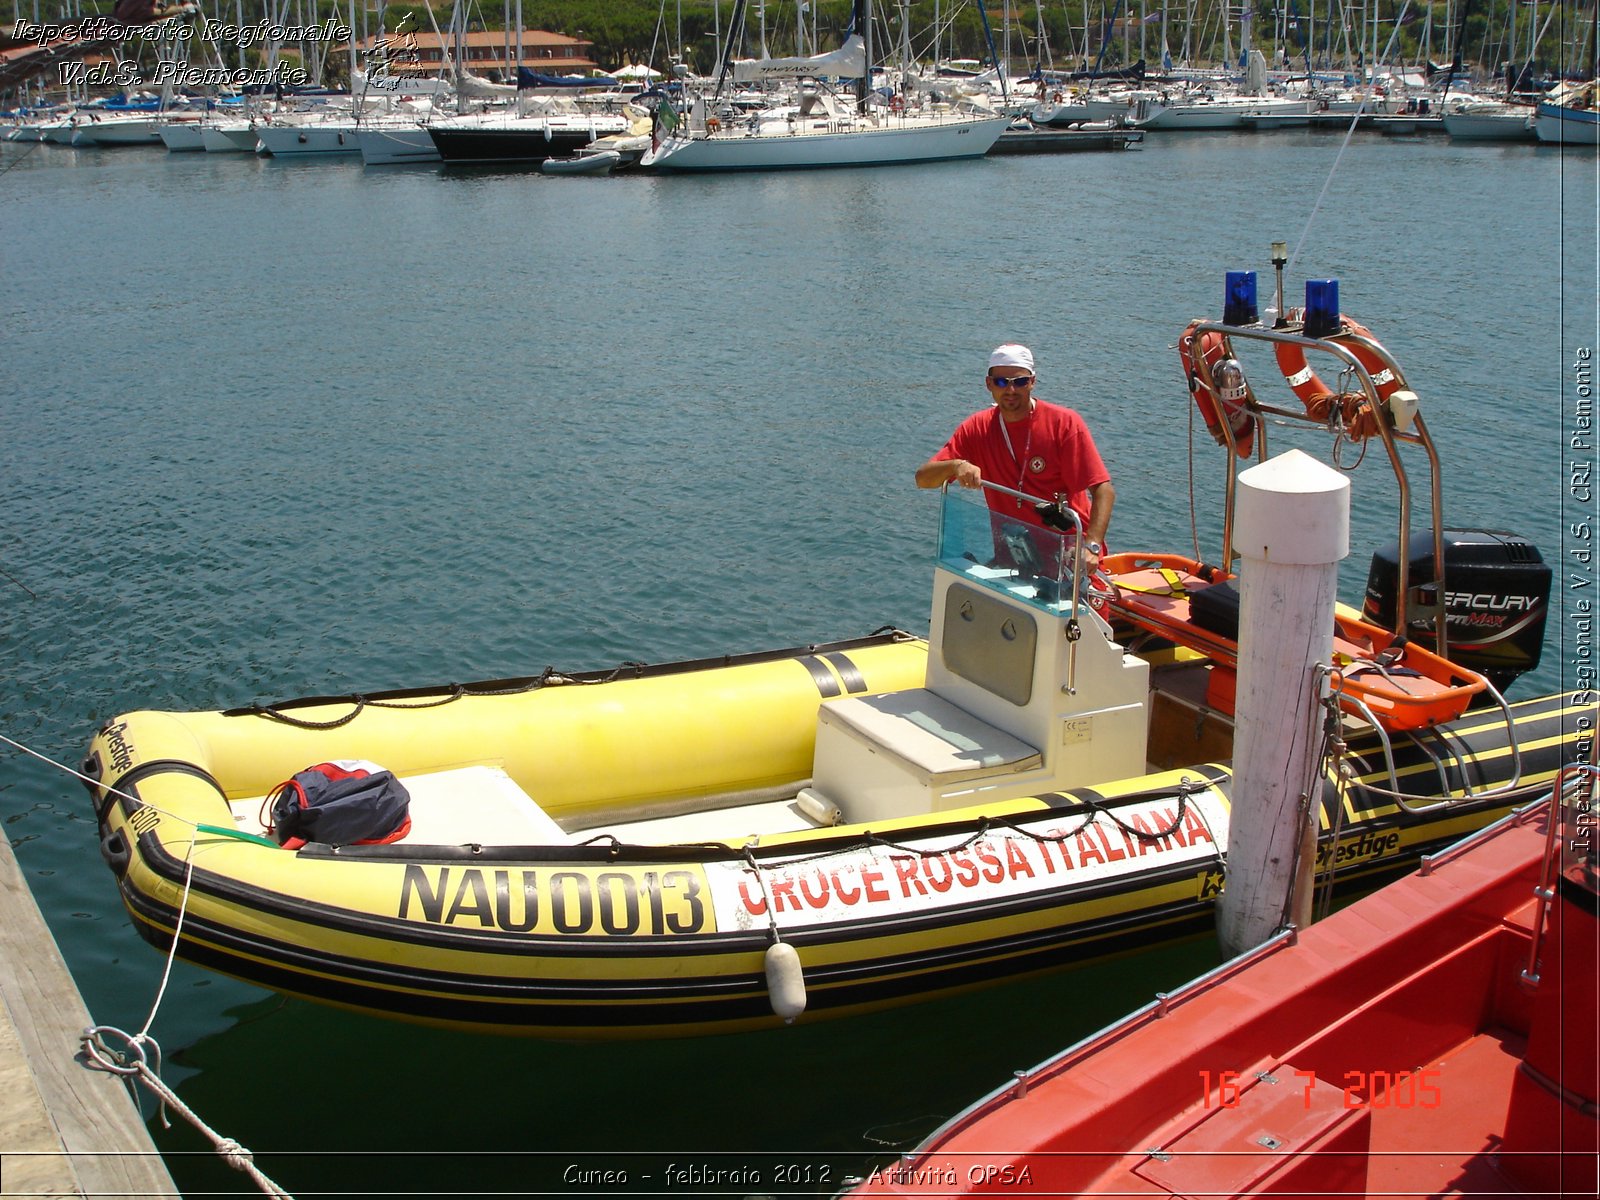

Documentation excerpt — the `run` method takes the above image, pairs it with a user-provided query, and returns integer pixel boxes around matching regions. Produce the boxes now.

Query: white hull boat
[41,119,81,144]
[357,122,441,165]
[256,118,363,157]
[538,147,621,175]
[1029,93,1137,127]
[1133,95,1311,130]
[159,120,207,151]
[427,110,632,163]
[1535,102,1600,145]
[642,109,1007,172]
[643,11,1006,173]
[1442,103,1536,141]
[73,115,166,146]
[201,121,261,153]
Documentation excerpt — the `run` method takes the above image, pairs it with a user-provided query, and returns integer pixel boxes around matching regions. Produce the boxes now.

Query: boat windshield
[936,484,1081,617]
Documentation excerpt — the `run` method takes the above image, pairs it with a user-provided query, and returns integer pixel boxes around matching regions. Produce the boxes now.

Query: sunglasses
[988,374,1035,389]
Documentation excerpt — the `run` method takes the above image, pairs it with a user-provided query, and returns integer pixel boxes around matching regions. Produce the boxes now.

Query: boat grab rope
[576,783,1224,886]
[245,629,917,730]
[734,779,1218,874]
[1311,685,1355,921]
[243,662,655,729]
[246,686,470,729]
[238,673,629,730]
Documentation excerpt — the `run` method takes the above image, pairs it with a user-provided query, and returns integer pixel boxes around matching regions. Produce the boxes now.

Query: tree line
[3,0,1587,81]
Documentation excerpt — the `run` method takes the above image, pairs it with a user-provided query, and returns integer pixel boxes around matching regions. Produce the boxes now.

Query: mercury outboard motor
[1363,529,1552,693]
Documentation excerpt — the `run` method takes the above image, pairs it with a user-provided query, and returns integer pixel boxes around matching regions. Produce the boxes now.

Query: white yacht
[255,109,365,157]
[71,113,169,146]
[200,118,263,153]
[159,118,208,151]
[644,87,1007,171]
[641,21,1007,173]
[356,118,442,165]
[1029,88,1142,127]
[1441,98,1537,141]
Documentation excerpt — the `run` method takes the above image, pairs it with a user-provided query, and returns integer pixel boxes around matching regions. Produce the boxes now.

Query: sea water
[1,129,1596,1197]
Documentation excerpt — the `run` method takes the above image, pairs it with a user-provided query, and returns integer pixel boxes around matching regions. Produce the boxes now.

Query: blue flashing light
[1304,278,1341,337]
[1223,271,1259,327]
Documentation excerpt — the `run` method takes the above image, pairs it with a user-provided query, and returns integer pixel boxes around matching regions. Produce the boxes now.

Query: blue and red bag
[266,759,411,850]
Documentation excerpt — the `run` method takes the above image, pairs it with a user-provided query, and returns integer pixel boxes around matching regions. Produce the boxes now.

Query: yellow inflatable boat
[84,313,1586,1040]
[85,506,1581,1038]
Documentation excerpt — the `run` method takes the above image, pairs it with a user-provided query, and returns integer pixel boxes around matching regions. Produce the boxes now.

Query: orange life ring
[706,116,721,132]
[1273,309,1395,440]
[890,95,904,113]
[1178,319,1257,455]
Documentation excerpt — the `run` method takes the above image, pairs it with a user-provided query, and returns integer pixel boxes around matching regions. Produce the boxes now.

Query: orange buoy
[1274,309,1395,440]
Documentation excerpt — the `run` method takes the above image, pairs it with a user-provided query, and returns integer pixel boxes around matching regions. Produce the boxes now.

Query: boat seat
[815,689,1042,823]
[820,690,1041,783]
[399,766,571,846]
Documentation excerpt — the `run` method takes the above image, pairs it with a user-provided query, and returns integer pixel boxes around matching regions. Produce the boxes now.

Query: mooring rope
[0,729,269,845]
[82,1024,295,1199]
[0,730,297,1199]
[78,837,297,1198]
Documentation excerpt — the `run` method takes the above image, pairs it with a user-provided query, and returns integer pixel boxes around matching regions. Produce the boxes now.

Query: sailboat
[1441,95,1537,141]
[1440,0,1542,141]
[639,0,1008,173]
[1535,80,1600,145]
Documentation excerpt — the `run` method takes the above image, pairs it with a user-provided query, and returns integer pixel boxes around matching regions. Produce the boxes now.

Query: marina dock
[1240,111,1448,134]
[991,124,1143,153]
[1,834,179,1198]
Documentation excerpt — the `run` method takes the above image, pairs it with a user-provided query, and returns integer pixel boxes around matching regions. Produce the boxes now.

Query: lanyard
[997,405,1034,511]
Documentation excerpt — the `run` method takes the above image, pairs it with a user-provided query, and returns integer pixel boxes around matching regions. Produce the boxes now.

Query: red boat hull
[851,798,1598,1198]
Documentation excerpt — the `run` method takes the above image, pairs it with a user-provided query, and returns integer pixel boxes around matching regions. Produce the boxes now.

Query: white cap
[988,343,1035,373]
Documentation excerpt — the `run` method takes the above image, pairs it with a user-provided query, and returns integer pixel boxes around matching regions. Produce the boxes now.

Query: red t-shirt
[933,398,1111,532]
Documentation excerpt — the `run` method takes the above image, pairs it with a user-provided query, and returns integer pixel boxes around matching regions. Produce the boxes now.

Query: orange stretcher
[1100,552,1489,732]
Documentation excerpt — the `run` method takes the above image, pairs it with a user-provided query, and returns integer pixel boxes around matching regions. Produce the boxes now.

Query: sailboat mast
[856,0,871,111]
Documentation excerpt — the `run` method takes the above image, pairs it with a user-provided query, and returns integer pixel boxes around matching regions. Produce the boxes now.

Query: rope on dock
[81,1024,296,1199]
[77,837,298,1198]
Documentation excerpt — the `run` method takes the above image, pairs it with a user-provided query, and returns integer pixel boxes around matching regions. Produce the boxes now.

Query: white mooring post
[1217,448,1351,958]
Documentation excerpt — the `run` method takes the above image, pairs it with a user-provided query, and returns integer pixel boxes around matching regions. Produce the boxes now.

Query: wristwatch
[1085,541,1103,556]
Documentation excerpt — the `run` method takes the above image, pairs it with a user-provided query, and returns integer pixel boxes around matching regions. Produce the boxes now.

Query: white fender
[764,941,807,1023]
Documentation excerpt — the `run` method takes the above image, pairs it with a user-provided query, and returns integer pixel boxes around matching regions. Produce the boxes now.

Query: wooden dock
[1,832,180,1198]
[991,124,1143,154]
